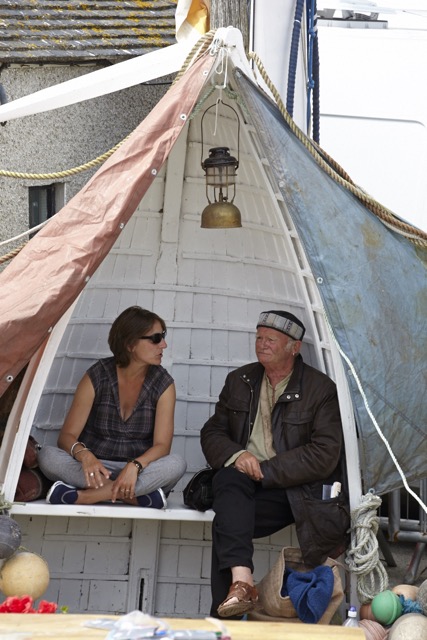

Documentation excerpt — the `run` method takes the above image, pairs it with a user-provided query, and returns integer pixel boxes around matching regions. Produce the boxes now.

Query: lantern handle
[200,99,240,169]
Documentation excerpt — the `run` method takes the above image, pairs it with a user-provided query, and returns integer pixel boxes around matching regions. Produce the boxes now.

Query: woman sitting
[38,306,186,508]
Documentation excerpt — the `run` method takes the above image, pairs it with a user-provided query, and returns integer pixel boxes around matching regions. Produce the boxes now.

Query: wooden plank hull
[1,31,359,616]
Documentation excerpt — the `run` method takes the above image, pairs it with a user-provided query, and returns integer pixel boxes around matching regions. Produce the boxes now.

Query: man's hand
[234,451,264,481]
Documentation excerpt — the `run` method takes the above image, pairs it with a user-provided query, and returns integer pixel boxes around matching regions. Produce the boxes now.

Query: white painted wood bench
[10,491,214,521]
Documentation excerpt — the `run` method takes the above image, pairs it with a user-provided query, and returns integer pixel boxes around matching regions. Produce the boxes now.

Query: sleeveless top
[80,357,174,461]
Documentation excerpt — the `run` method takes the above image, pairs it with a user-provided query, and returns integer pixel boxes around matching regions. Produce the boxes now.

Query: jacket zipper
[241,374,254,449]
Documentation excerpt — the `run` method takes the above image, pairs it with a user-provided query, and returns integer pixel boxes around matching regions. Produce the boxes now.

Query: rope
[287,0,305,118]
[248,51,427,248]
[310,1,321,143]
[0,219,49,247]
[345,491,389,604]
[0,30,217,182]
[399,594,423,614]
[172,29,216,86]
[322,307,427,515]
[2,34,426,252]
[0,493,13,513]
[0,138,130,180]
[0,242,27,265]
[0,31,219,264]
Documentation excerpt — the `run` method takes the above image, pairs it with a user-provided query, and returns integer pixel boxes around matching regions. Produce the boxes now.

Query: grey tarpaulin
[234,68,427,495]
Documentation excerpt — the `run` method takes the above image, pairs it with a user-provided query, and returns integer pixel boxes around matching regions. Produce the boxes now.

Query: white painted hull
[1,31,361,616]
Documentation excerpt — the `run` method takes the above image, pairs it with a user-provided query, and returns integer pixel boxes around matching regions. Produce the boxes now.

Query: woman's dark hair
[108,306,166,367]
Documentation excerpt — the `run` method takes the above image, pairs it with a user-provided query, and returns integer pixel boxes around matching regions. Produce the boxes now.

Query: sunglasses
[138,330,167,344]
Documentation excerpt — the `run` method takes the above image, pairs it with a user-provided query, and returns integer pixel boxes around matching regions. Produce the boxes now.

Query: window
[29,183,64,231]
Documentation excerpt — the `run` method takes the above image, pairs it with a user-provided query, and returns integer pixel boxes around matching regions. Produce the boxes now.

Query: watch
[129,459,143,474]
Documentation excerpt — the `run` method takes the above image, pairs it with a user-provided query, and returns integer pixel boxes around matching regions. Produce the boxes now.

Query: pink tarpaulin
[0,51,215,398]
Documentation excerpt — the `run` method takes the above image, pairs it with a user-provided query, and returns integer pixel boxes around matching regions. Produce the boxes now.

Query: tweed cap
[257,310,305,341]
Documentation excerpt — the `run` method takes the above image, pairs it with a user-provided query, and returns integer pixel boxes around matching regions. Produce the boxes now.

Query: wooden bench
[10,490,214,521]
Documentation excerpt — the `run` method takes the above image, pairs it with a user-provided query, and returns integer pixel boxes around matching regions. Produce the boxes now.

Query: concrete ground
[377,485,427,589]
[381,539,427,589]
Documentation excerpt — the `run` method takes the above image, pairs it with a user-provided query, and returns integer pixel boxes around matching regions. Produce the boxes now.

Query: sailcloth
[233,69,427,495]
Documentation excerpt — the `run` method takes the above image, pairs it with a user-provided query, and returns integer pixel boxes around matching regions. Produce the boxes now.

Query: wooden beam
[210,0,249,49]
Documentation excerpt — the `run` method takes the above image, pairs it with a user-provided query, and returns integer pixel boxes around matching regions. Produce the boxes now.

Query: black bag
[183,467,217,511]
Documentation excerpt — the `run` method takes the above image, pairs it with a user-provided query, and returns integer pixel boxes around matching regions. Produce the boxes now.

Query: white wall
[318,20,427,231]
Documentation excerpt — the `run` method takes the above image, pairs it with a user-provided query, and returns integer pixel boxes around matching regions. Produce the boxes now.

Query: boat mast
[210,0,250,49]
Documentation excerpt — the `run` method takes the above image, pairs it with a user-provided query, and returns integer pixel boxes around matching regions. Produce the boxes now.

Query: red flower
[37,600,57,613]
[0,595,59,613]
[0,595,36,613]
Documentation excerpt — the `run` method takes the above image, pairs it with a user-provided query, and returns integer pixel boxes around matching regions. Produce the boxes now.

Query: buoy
[0,515,22,560]
[0,550,49,599]
[360,602,376,620]
[359,619,389,640]
[371,590,403,625]
[388,612,427,639]
[391,583,419,602]
[417,578,427,616]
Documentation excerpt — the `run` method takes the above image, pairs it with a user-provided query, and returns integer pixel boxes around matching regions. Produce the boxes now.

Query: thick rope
[0,31,217,182]
[248,51,427,248]
[3,35,425,253]
[0,138,129,180]
[345,492,389,604]
[0,242,27,265]
[172,30,216,86]
[0,32,218,264]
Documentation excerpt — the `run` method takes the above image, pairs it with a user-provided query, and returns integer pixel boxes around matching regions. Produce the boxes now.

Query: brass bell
[201,200,242,229]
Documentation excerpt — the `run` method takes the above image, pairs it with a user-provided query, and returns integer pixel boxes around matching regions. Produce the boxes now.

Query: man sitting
[201,310,349,618]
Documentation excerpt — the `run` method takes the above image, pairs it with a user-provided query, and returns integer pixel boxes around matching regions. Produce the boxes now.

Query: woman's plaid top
[80,357,174,461]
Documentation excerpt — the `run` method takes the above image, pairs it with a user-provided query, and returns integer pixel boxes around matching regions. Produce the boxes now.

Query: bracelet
[128,459,143,475]
[73,447,91,459]
[70,441,84,458]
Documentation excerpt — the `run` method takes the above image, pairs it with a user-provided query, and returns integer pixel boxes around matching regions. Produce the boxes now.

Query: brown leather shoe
[217,581,259,617]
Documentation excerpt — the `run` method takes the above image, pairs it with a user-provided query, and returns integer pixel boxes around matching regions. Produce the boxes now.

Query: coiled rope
[345,491,389,604]
[248,51,427,248]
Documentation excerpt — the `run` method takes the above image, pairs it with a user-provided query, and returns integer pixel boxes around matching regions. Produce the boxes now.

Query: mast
[210,0,249,49]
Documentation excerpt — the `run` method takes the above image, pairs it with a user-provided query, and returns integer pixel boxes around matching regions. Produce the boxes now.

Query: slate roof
[0,0,178,63]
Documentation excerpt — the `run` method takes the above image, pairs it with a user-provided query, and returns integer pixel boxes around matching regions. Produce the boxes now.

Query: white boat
[0,11,425,617]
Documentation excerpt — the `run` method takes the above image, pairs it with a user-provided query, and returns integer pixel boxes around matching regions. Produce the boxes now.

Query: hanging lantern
[200,101,242,229]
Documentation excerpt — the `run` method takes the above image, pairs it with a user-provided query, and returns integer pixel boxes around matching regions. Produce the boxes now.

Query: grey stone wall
[0,63,171,256]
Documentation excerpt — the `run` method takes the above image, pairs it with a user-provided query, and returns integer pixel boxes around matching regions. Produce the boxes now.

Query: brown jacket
[200,355,350,565]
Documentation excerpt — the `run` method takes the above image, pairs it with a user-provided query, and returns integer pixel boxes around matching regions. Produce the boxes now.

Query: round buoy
[0,550,49,599]
[0,515,22,560]
[391,583,419,602]
[388,612,427,639]
[359,619,388,640]
[360,602,376,620]
[417,578,427,616]
[371,590,403,626]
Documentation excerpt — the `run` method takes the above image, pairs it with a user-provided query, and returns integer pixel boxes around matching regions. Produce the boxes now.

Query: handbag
[253,546,344,624]
[183,467,216,511]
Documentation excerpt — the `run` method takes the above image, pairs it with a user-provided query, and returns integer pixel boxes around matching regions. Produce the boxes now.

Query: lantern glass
[202,147,239,205]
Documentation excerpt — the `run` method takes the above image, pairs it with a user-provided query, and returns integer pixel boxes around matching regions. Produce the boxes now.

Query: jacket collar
[240,355,304,401]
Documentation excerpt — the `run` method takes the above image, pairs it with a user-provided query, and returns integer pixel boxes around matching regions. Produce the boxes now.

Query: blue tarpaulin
[235,69,427,495]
